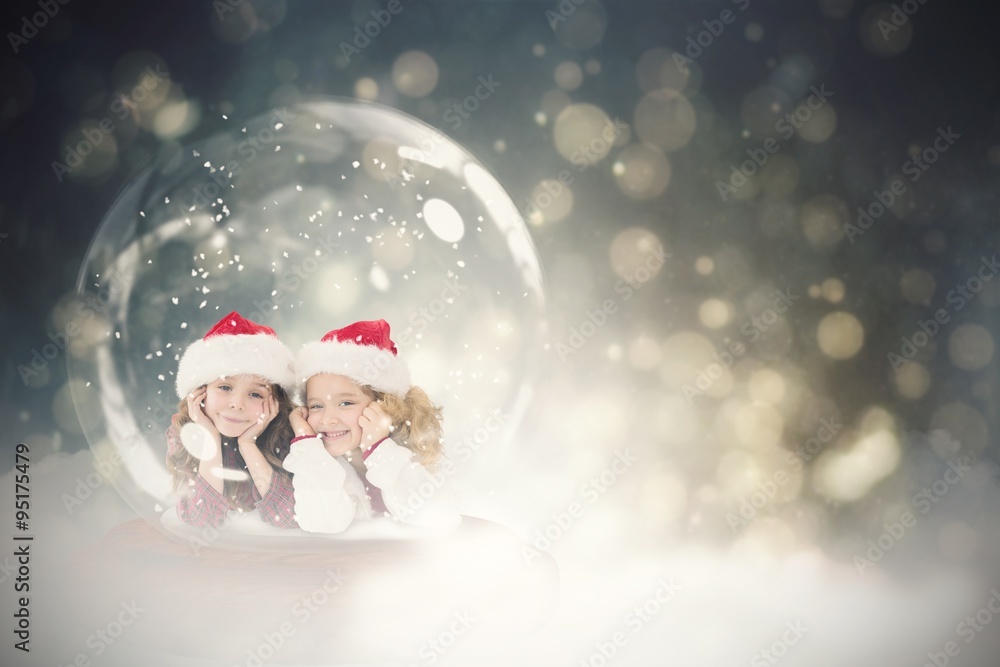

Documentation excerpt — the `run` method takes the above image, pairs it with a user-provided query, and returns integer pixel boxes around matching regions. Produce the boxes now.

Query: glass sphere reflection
[67,98,546,540]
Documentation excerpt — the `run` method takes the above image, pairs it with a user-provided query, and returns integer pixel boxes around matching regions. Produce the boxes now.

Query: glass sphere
[67,98,546,539]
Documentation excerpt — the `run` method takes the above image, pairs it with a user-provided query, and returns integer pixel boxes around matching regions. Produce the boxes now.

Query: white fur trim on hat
[176,333,295,398]
[295,340,410,397]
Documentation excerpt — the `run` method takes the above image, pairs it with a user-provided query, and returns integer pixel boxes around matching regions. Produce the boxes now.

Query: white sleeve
[364,439,462,530]
[282,436,356,534]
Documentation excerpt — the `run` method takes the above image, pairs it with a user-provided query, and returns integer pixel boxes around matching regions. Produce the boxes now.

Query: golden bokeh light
[392,50,439,98]
[612,143,671,200]
[660,331,734,398]
[529,179,574,223]
[554,103,616,166]
[796,102,837,143]
[820,278,845,303]
[817,311,864,359]
[634,89,696,153]
[735,402,785,451]
[698,298,731,329]
[813,426,900,502]
[892,361,930,399]
[608,227,666,280]
[748,369,786,405]
[354,77,378,100]
[948,323,994,371]
[554,61,584,90]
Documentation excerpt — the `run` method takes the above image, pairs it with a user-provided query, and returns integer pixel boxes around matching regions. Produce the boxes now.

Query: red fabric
[202,310,277,339]
[166,423,298,529]
[320,319,398,355]
[361,436,388,461]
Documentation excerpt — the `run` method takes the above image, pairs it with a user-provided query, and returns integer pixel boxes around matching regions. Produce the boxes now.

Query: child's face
[304,374,373,457]
[202,375,272,439]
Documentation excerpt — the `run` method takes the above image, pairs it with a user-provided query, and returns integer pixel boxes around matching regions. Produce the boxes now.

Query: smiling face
[202,375,272,439]
[304,374,374,456]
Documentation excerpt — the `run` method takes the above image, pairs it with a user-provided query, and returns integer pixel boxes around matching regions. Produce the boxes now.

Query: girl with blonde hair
[283,319,461,533]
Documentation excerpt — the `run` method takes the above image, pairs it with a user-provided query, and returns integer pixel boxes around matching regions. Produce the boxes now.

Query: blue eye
[339,401,354,407]
[219,385,231,391]
[308,404,322,411]
[251,392,264,399]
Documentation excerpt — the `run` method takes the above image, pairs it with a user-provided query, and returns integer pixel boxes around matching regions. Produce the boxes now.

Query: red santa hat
[175,311,295,398]
[295,319,410,397]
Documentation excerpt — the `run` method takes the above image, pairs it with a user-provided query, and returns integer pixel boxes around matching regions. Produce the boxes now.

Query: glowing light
[422,198,465,243]
[699,299,731,329]
[554,61,584,90]
[369,264,390,292]
[948,324,994,371]
[735,402,785,451]
[313,263,361,314]
[529,179,574,223]
[821,278,845,303]
[608,228,666,280]
[748,369,786,405]
[554,103,616,166]
[660,331,733,398]
[612,143,671,200]
[153,100,200,140]
[817,311,864,359]
[635,89,696,153]
[796,102,837,143]
[893,361,930,399]
[695,256,714,275]
[354,77,378,100]
[813,428,900,502]
[392,50,439,98]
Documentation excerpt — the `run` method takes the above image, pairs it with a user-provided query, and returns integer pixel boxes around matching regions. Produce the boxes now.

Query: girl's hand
[358,401,392,451]
[289,406,315,438]
[186,387,221,442]
[239,393,278,447]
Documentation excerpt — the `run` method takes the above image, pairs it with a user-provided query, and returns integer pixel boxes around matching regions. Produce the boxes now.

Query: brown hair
[167,384,295,504]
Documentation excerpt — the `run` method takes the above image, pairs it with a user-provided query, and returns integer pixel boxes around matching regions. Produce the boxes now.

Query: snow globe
[68,98,556,664]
